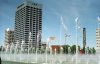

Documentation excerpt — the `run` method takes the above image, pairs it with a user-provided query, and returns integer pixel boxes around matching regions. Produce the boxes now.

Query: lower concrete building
[51,45,60,53]
[96,28,100,53]
[5,28,14,49]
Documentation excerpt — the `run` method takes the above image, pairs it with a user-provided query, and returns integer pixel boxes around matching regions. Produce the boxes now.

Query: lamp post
[64,33,71,63]
[65,34,70,53]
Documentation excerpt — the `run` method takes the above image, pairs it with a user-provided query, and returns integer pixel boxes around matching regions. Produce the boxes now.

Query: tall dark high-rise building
[83,28,86,47]
[14,1,42,50]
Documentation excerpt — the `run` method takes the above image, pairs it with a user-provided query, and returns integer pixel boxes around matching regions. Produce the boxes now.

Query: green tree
[78,46,80,51]
[71,45,76,54]
[82,47,85,54]
[92,47,96,54]
[62,45,70,54]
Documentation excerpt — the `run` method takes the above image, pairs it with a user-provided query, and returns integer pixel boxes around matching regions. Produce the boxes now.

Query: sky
[0,0,100,48]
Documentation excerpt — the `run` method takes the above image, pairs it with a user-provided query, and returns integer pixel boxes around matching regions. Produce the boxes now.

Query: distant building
[5,28,14,49]
[41,42,47,49]
[51,45,60,53]
[96,28,100,52]
[14,1,42,50]
[83,28,86,48]
[40,42,47,53]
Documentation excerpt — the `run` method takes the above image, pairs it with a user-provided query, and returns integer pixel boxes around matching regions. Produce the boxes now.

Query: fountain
[54,48,57,55]
[6,44,10,53]
[68,47,71,54]
[21,40,25,53]
[1,17,100,64]
[15,40,20,54]
[1,41,100,64]
[10,43,14,54]
[59,47,63,64]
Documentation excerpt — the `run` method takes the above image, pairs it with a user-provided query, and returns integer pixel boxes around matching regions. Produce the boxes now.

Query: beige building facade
[96,28,100,53]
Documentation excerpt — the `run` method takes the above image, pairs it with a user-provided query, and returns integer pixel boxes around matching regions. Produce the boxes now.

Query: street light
[65,34,71,54]
[65,34,71,45]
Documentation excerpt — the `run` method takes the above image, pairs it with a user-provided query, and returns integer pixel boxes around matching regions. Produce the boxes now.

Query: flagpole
[75,17,79,64]
[59,16,62,64]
